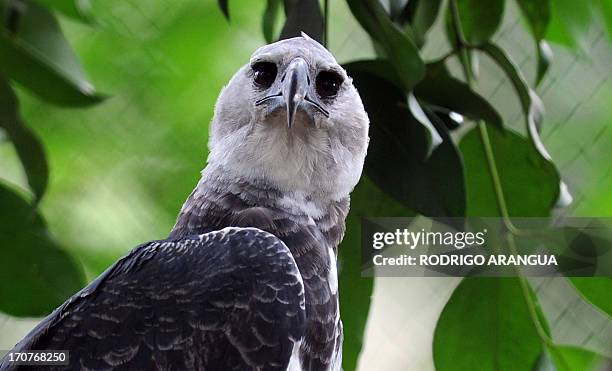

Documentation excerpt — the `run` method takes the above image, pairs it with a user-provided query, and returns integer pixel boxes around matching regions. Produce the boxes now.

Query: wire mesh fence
[0,1,610,369]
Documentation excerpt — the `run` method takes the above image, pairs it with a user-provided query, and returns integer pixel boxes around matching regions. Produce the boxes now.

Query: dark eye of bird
[252,62,277,88]
[316,71,343,98]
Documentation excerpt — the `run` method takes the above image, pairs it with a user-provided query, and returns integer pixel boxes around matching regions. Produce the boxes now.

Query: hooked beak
[254,58,329,128]
[283,58,309,128]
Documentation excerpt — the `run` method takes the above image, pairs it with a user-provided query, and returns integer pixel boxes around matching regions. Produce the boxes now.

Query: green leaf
[597,0,612,40]
[444,10,479,77]
[520,226,612,276]
[414,61,504,128]
[480,44,540,128]
[282,0,297,17]
[546,0,593,52]
[217,0,229,20]
[408,92,443,154]
[34,0,93,23]
[262,0,282,43]
[383,0,409,20]
[279,0,323,43]
[460,125,559,217]
[0,78,48,203]
[434,278,543,371]
[411,0,443,46]
[515,0,552,85]
[516,0,551,40]
[536,346,610,371]
[536,40,553,86]
[346,61,466,217]
[342,59,402,88]
[344,60,443,152]
[427,105,464,130]
[568,277,612,317]
[0,182,85,317]
[339,176,414,371]
[551,346,608,371]
[453,0,506,45]
[479,43,571,207]
[346,0,425,91]
[0,0,103,106]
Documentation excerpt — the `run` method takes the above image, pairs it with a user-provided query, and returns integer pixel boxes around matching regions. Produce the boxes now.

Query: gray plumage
[0,34,369,371]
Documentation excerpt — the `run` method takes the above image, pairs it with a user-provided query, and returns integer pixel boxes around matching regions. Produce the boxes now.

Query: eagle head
[207,33,369,200]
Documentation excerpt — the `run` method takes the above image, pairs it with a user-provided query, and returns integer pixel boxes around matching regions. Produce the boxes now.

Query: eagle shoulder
[0,227,306,371]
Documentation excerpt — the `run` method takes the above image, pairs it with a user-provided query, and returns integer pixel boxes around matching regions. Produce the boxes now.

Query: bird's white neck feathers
[206,128,364,203]
[205,87,368,204]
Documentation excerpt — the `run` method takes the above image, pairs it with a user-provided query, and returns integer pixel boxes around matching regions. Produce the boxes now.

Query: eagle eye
[316,71,343,98]
[252,62,277,88]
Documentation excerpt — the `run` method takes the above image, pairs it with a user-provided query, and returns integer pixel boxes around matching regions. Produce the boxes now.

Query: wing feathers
[0,227,305,371]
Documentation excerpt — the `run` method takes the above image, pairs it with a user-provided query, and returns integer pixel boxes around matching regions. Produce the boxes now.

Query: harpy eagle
[0,34,369,371]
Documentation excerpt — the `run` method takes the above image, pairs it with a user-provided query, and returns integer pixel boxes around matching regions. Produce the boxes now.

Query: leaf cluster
[218,1,612,370]
[0,0,102,316]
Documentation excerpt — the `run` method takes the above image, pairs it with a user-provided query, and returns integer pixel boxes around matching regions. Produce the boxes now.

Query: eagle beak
[282,58,309,128]
[254,58,329,127]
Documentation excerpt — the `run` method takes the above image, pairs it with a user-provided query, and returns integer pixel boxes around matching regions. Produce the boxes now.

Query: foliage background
[0,0,611,370]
